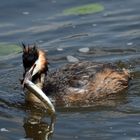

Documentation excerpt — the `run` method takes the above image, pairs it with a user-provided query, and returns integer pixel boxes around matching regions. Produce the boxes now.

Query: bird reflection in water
[23,105,56,140]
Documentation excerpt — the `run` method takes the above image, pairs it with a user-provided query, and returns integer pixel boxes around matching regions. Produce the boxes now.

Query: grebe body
[45,62,130,106]
[21,44,130,107]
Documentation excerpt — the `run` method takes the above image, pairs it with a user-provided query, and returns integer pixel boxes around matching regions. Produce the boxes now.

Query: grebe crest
[22,43,38,73]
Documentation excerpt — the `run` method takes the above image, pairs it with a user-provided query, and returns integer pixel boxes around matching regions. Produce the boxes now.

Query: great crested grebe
[21,43,131,107]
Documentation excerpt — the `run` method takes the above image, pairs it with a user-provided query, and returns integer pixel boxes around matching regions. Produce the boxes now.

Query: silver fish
[24,79,55,114]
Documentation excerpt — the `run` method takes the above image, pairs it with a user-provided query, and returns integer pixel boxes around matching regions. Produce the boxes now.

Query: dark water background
[0,0,140,140]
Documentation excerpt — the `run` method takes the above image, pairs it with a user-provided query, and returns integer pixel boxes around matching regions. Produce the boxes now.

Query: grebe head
[22,43,38,72]
[22,44,49,105]
[21,44,55,113]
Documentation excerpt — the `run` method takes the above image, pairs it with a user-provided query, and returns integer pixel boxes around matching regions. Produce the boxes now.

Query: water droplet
[67,55,79,62]
[22,11,30,15]
[127,42,133,46]
[57,48,64,51]
[79,47,89,53]
[0,128,9,132]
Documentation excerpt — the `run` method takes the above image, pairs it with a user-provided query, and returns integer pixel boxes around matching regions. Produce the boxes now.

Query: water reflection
[23,107,56,140]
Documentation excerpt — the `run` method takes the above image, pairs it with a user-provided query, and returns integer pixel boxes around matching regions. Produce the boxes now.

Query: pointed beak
[22,63,36,88]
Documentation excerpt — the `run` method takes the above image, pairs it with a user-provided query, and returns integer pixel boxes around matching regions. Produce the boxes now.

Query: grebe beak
[23,60,40,85]
[22,60,39,88]
[29,59,41,77]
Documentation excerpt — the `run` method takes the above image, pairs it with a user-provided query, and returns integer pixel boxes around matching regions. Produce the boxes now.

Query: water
[0,0,140,139]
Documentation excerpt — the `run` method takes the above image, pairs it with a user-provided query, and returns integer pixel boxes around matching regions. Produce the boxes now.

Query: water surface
[0,0,140,140]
